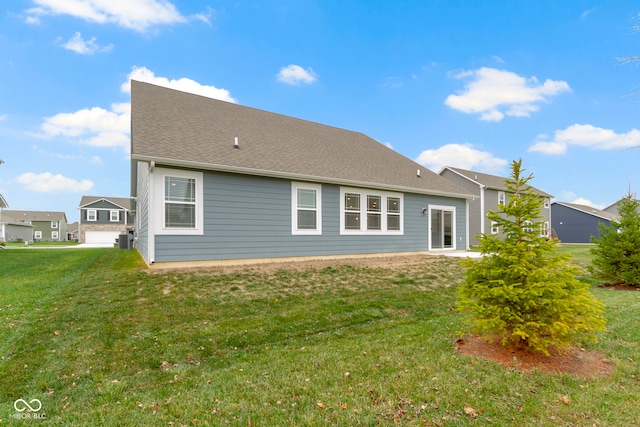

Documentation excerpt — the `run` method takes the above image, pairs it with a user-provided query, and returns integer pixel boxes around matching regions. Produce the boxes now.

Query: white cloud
[415,143,508,173]
[276,64,318,85]
[62,32,113,54]
[35,67,236,153]
[556,191,605,210]
[26,0,188,32]
[0,114,7,122]
[16,172,93,193]
[39,103,130,150]
[445,67,571,121]
[529,124,640,155]
[122,66,237,103]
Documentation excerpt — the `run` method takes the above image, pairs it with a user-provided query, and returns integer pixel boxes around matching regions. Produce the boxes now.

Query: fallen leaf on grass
[464,406,477,417]
[317,401,325,409]
[561,395,570,405]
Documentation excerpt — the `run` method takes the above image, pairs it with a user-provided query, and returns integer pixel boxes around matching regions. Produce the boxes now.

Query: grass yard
[1,245,639,426]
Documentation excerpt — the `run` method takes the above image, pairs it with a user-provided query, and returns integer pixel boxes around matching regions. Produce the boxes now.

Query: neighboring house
[603,197,640,217]
[67,222,79,242]
[551,202,617,243]
[130,81,474,266]
[78,196,134,244]
[2,210,68,242]
[438,167,553,246]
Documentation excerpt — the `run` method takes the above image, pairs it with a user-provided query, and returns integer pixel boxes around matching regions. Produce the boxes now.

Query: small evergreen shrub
[589,193,640,287]
[457,159,606,355]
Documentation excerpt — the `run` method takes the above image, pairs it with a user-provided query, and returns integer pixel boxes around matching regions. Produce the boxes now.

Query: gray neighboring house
[0,196,34,243]
[551,202,617,243]
[78,196,134,244]
[438,167,553,246]
[67,222,79,242]
[2,210,68,242]
[603,197,640,217]
[130,81,474,266]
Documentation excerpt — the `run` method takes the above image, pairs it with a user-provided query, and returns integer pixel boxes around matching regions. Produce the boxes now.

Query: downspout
[148,161,155,264]
[479,184,486,236]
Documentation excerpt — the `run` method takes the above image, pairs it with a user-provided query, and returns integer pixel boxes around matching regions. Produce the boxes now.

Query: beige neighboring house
[78,196,134,244]
[67,222,79,242]
[2,210,68,242]
[439,167,553,246]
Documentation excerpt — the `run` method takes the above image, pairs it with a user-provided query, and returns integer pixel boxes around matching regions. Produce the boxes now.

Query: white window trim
[428,205,457,251]
[490,221,499,235]
[34,230,42,239]
[339,187,403,235]
[52,231,59,240]
[87,209,97,222]
[291,182,322,235]
[153,167,204,236]
[543,198,550,209]
[51,221,58,229]
[110,210,120,222]
[498,191,506,206]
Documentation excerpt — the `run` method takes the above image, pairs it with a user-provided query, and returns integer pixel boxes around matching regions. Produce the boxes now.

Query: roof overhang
[132,155,475,200]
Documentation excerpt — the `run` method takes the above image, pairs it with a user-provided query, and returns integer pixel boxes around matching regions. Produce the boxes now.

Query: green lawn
[1,246,639,426]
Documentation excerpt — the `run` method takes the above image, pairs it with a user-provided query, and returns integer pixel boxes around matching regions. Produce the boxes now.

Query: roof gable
[131,81,472,198]
[441,167,552,197]
[79,196,131,210]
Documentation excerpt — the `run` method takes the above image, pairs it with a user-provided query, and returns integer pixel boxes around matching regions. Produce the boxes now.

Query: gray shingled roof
[2,210,67,223]
[443,167,553,197]
[131,81,472,198]
[79,196,131,210]
[552,202,618,221]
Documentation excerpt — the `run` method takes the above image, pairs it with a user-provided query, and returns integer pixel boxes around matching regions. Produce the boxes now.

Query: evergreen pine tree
[458,159,606,355]
[589,193,640,287]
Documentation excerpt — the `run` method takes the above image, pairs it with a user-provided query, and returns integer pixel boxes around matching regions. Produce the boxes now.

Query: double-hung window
[87,210,97,221]
[154,168,203,235]
[51,221,58,229]
[165,176,196,228]
[292,183,322,235]
[110,210,120,222]
[340,188,403,234]
[498,191,506,206]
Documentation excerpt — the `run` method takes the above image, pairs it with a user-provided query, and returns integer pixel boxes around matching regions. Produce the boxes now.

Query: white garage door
[85,231,120,245]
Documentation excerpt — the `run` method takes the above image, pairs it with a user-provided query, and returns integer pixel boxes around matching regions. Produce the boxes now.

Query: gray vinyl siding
[152,171,468,263]
[551,204,610,243]
[134,162,150,262]
[439,169,482,245]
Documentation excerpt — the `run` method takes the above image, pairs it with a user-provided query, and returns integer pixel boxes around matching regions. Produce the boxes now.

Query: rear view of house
[78,196,134,245]
[551,202,617,243]
[1,210,68,243]
[130,81,474,266]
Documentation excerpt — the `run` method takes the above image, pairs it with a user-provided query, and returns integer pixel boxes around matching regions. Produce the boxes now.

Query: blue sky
[1,1,638,222]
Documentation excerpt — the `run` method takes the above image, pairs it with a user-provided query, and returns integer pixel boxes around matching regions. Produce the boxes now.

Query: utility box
[118,234,130,249]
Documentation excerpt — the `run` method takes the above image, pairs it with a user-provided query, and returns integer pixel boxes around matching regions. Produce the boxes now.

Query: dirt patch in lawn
[150,253,457,275]
[456,335,614,378]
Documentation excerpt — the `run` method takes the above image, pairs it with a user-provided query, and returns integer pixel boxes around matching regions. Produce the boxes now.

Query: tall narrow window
[367,195,381,230]
[164,176,196,228]
[110,210,120,222]
[291,182,322,235]
[491,221,499,234]
[498,191,506,206]
[387,197,401,231]
[344,193,361,230]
